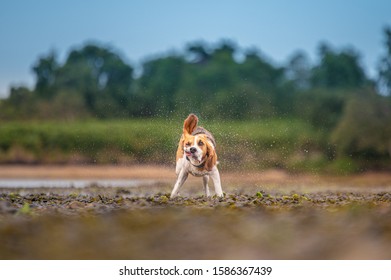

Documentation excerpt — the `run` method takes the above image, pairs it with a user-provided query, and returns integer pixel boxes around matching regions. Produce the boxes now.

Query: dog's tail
[183,114,198,135]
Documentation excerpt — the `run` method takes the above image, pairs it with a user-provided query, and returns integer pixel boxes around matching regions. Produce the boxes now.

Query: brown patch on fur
[204,139,217,171]
[175,134,185,162]
[176,114,198,162]
[183,114,198,135]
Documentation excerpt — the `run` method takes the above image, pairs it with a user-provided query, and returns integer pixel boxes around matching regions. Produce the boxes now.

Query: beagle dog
[170,114,223,198]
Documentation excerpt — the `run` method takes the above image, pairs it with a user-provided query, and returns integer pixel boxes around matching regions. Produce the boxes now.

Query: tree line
[1,27,391,165]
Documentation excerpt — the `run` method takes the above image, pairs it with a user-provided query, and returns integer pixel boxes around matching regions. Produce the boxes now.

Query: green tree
[311,43,368,89]
[55,44,134,117]
[35,89,90,120]
[378,26,391,95]
[175,41,240,118]
[332,93,391,159]
[293,88,349,128]
[239,49,285,116]
[32,51,59,99]
[285,51,311,90]
[0,86,36,119]
[239,49,284,91]
[137,55,185,116]
[186,42,211,64]
[294,44,373,129]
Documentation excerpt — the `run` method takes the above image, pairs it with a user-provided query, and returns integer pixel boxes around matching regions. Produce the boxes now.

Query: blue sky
[0,0,390,97]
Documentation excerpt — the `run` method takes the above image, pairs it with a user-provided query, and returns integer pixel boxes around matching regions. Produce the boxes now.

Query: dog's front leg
[170,168,188,199]
[203,175,210,197]
[210,167,223,197]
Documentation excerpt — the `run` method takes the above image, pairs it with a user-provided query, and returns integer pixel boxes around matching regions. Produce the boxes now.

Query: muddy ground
[1,165,391,259]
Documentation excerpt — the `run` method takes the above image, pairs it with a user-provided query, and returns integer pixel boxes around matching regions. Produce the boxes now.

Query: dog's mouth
[185,151,199,160]
[185,151,192,157]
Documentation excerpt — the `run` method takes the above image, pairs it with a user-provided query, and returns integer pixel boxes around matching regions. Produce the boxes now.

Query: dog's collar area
[186,156,206,169]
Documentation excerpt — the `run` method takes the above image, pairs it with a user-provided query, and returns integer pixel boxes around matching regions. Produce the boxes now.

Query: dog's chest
[188,165,209,177]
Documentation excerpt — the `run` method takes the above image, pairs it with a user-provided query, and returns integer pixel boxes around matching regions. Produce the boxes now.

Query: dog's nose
[190,147,197,154]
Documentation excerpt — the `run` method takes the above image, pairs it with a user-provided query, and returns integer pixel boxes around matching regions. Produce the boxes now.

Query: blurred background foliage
[0,27,391,172]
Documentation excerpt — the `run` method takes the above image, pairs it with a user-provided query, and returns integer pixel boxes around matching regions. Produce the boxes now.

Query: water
[0,179,157,188]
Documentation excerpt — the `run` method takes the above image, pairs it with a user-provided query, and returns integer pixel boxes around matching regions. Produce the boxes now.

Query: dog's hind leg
[203,175,210,197]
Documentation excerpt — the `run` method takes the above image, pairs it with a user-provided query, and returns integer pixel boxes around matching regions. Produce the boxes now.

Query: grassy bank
[0,118,347,172]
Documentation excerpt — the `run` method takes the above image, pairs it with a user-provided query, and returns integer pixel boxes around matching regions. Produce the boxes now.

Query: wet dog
[171,114,223,198]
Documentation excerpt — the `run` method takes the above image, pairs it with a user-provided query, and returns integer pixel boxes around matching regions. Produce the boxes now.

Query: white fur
[171,152,223,199]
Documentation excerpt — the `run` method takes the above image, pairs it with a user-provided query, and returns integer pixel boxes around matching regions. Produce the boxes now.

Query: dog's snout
[190,147,197,154]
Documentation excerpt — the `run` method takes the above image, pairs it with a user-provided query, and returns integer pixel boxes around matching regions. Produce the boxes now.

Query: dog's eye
[198,140,204,146]
[185,142,191,147]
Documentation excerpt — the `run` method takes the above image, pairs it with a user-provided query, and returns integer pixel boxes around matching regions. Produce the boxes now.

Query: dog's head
[181,114,217,171]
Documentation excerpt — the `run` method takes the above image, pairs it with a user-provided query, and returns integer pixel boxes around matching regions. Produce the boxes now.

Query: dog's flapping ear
[205,142,217,171]
[183,114,198,135]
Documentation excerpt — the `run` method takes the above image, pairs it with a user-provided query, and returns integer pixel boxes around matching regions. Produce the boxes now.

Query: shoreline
[0,164,390,188]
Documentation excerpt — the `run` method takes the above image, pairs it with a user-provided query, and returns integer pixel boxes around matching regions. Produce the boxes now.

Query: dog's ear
[183,114,198,135]
[205,142,217,171]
